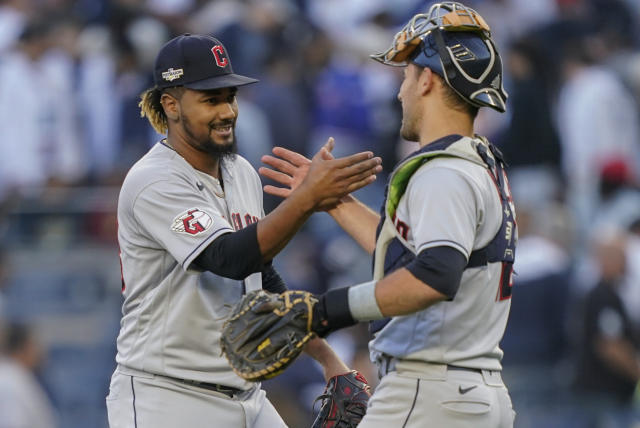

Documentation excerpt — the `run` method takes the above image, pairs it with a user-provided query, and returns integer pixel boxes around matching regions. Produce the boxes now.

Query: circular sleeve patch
[171,208,213,235]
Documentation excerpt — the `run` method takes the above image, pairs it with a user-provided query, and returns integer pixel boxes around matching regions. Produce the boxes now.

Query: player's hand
[260,138,382,210]
[300,138,381,210]
[260,137,338,197]
[260,146,313,198]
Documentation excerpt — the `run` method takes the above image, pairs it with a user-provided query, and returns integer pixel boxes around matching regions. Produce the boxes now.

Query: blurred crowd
[0,0,640,426]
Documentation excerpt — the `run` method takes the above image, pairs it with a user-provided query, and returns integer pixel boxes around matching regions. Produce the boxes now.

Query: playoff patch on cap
[161,68,184,82]
[154,34,258,90]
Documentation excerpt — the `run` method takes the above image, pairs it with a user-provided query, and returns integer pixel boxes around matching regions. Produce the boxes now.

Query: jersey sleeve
[406,165,480,260]
[132,179,234,271]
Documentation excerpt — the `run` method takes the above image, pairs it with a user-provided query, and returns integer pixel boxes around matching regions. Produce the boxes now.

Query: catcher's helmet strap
[432,29,456,80]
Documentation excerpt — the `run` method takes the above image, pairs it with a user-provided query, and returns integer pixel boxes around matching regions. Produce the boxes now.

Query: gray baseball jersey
[370,136,515,371]
[115,142,263,390]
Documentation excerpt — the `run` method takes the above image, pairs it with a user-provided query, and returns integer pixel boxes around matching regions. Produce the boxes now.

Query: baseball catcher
[224,2,518,426]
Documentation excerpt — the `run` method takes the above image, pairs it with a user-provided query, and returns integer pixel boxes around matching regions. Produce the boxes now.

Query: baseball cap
[154,34,258,90]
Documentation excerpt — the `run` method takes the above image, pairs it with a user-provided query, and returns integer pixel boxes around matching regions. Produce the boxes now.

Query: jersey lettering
[497,261,514,301]
[231,213,242,230]
[483,166,516,302]
[231,212,258,230]
[392,214,410,240]
[244,214,258,226]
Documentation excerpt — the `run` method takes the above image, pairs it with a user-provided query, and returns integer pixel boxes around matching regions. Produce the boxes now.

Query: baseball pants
[106,366,287,428]
[360,360,515,428]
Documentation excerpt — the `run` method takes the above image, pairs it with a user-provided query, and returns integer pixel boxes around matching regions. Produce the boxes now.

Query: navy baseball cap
[154,34,258,90]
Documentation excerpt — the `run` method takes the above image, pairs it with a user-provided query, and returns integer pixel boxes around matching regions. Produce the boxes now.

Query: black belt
[175,378,244,397]
[447,365,483,374]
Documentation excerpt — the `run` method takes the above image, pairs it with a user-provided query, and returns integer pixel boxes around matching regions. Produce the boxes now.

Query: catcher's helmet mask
[371,1,507,112]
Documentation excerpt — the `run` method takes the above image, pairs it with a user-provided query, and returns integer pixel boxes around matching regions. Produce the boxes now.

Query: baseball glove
[312,370,371,428]
[220,289,317,381]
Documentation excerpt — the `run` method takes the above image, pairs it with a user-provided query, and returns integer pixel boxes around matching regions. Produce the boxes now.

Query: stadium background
[0,0,639,426]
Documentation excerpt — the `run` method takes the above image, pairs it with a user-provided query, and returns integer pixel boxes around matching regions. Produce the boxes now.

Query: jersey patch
[171,208,213,235]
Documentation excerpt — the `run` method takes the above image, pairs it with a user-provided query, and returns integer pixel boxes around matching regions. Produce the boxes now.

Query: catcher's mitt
[220,289,317,381]
[312,370,371,428]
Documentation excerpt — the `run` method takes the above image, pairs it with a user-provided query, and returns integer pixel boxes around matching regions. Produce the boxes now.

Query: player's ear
[160,92,180,121]
[418,67,435,96]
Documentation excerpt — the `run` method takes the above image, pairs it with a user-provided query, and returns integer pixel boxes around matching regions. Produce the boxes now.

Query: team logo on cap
[171,208,213,235]
[162,68,184,82]
[211,45,228,68]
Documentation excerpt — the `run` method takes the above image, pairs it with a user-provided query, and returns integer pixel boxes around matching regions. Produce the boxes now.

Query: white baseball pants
[360,360,515,427]
[106,366,287,428]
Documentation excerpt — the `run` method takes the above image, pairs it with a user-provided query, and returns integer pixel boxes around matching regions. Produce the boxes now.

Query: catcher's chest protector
[371,135,517,333]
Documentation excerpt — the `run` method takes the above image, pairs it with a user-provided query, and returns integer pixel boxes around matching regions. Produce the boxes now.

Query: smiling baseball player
[105,34,381,428]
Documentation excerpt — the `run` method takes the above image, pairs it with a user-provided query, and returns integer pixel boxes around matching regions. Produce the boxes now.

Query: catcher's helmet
[371,2,507,113]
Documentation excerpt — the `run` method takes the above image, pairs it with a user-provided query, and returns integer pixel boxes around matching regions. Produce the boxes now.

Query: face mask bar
[371,2,491,66]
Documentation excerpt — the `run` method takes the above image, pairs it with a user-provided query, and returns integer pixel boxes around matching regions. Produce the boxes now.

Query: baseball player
[260,2,517,427]
[105,34,382,428]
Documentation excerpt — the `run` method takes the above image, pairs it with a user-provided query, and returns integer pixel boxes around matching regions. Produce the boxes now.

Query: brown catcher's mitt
[312,370,371,428]
[220,289,317,381]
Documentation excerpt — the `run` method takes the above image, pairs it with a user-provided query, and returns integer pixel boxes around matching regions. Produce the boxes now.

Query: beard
[400,120,419,142]
[183,116,238,160]
[399,103,420,142]
[199,135,237,160]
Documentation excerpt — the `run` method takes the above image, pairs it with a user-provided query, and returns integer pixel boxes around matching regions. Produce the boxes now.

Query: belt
[376,354,483,377]
[447,365,482,374]
[175,378,244,398]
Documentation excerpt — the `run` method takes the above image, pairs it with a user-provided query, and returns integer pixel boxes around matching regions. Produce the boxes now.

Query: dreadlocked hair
[139,87,167,134]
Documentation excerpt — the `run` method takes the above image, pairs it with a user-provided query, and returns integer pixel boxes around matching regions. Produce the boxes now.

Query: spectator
[501,203,572,367]
[0,323,58,428]
[573,229,640,425]
[555,28,640,245]
[0,16,87,200]
[620,218,640,330]
[0,0,31,53]
[499,34,561,172]
[593,159,640,232]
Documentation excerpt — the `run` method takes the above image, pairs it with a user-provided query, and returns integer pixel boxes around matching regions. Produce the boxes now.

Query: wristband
[347,280,384,321]
[312,287,356,337]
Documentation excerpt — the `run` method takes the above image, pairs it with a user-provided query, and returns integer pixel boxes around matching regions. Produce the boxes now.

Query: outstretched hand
[260,137,335,197]
[259,138,381,210]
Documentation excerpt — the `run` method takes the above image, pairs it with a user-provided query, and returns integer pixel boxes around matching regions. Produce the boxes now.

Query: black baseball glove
[312,370,371,428]
[220,289,318,381]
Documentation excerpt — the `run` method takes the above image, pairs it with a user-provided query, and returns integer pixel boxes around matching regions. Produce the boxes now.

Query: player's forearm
[312,247,463,336]
[312,268,447,339]
[327,195,380,254]
[373,268,447,316]
[256,190,315,261]
[304,337,350,381]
